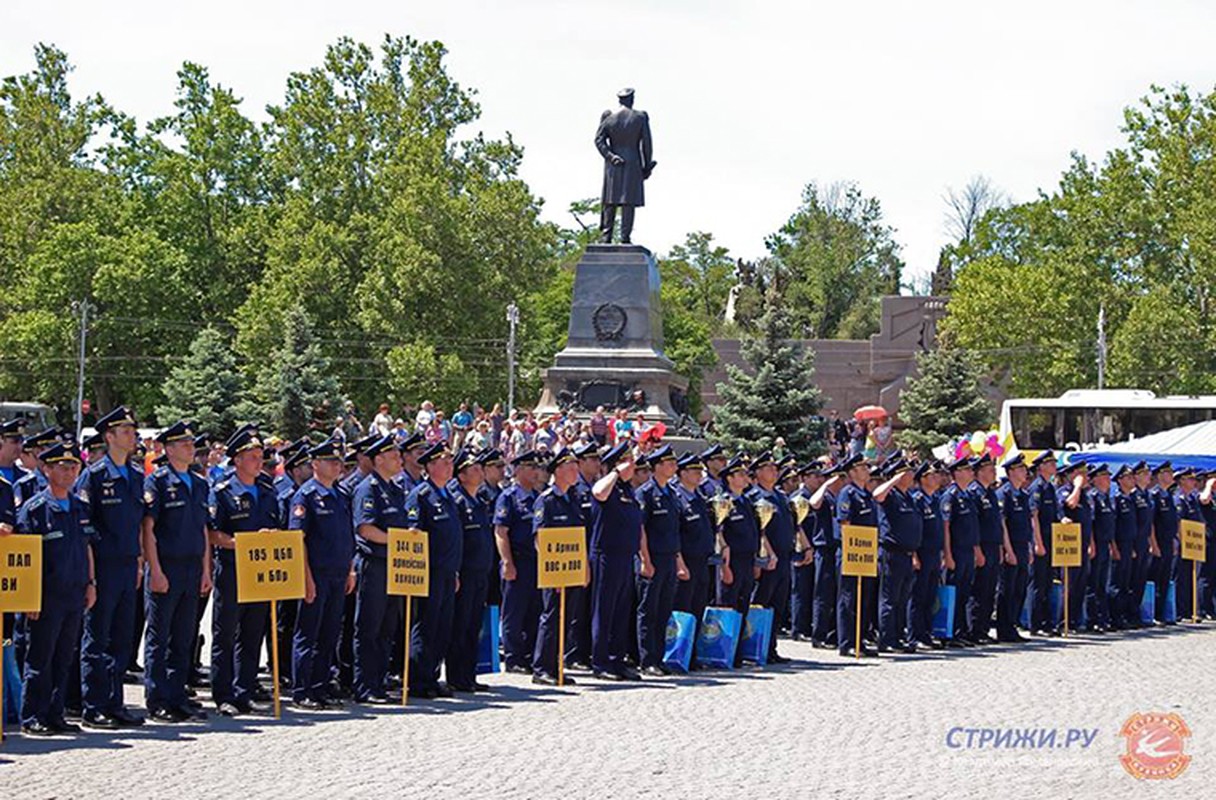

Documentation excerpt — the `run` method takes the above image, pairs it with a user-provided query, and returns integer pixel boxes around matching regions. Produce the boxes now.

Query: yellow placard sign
[0,534,42,613]
[1052,522,1082,568]
[387,528,429,596]
[235,530,306,603]
[1180,519,1207,562]
[537,527,587,589]
[840,525,878,577]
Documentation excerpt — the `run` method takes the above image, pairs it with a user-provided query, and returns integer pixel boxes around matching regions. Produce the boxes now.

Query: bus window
[1012,408,1058,449]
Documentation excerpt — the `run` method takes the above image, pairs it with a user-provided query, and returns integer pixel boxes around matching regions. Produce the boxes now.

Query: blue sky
[5,0,1216,283]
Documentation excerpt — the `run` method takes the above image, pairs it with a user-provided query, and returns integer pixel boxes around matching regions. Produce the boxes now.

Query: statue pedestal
[536,244,688,422]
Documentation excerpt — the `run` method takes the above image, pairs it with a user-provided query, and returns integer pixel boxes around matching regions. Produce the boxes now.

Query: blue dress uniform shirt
[911,489,943,550]
[834,483,878,537]
[698,474,724,500]
[747,485,795,555]
[878,487,922,551]
[209,474,281,535]
[143,466,208,560]
[533,485,583,534]
[78,454,144,561]
[338,468,370,499]
[590,480,642,557]
[1058,484,1094,546]
[673,482,715,558]
[939,483,979,549]
[1028,476,1059,540]
[352,472,407,558]
[495,484,540,551]
[17,488,94,593]
[395,469,423,497]
[636,478,683,555]
[405,480,463,575]
[573,475,594,525]
[14,469,48,508]
[1113,488,1137,543]
[450,479,495,573]
[1150,485,1178,547]
[0,476,14,528]
[720,491,760,556]
[289,478,354,577]
[1133,487,1153,544]
[812,491,836,547]
[969,481,1004,545]
[1090,488,1115,545]
[996,482,1033,545]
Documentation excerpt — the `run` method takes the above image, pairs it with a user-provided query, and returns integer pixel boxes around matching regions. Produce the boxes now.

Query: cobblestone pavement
[3,624,1212,799]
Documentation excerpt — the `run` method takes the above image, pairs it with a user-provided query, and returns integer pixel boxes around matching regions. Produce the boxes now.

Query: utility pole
[1096,304,1107,390]
[73,299,93,440]
[506,302,519,413]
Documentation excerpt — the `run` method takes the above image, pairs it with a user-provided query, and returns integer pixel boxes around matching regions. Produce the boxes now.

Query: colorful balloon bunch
[952,429,1015,462]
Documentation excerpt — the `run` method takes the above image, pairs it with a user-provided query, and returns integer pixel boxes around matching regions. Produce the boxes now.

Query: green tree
[896,346,994,456]
[156,326,249,437]
[710,290,825,455]
[385,342,477,411]
[248,304,341,438]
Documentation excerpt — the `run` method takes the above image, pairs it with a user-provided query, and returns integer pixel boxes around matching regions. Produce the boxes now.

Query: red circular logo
[1119,712,1192,780]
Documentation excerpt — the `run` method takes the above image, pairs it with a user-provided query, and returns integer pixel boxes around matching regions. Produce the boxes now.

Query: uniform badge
[144,490,155,504]
[293,503,307,519]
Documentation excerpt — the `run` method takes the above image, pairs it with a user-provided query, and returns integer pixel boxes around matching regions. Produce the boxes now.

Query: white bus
[999,389,1216,452]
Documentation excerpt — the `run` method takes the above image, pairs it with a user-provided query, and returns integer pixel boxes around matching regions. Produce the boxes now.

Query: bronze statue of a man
[595,88,655,244]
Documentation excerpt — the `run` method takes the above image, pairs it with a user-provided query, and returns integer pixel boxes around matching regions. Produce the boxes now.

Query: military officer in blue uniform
[1128,461,1158,627]
[14,427,61,507]
[404,443,463,699]
[940,456,979,647]
[14,443,94,736]
[1198,471,1216,619]
[1108,464,1139,630]
[446,448,495,693]
[809,462,844,649]
[494,451,544,673]
[589,443,642,681]
[873,458,921,652]
[834,454,879,656]
[477,448,506,607]
[1057,461,1094,631]
[633,445,685,674]
[530,449,585,685]
[673,452,714,660]
[1085,463,1116,633]
[698,444,727,499]
[788,463,820,641]
[142,421,211,723]
[565,441,600,669]
[273,442,313,684]
[1148,461,1177,624]
[909,461,944,648]
[350,434,407,703]
[747,451,792,663]
[715,456,761,666]
[995,454,1032,642]
[395,432,428,495]
[78,406,145,729]
[1026,451,1058,634]
[207,428,280,715]
[1173,466,1201,623]
[0,418,31,489]
[339,433,379,497]
[965,454,1002,644]
[289,438,355,710]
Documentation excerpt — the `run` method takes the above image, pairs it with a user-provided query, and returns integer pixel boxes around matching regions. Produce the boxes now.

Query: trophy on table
[754,496,775,566]
[710,491,734,566]
[790,494,812,554]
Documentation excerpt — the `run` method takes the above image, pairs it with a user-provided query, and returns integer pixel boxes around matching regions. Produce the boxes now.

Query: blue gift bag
[1164,580,1177,624]
[739,605,773,666]
[932,585,956,639]
[662,611,697,672]
[696,607,743,669]
[476,605,501,675]
[1140,581,1156,624]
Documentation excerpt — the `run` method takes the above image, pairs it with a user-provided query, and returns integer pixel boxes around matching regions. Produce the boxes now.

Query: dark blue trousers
[878,548,914,649]
[946,545,975,640]
[564,584,591,667]
[909,548,941,644]
[1108,540,1136,625]
[501,550,541,671]
[752,552,792,657]
[1065,556,1090,630]
[144,559,201,712]
[409,571,457,690]
[674,552,712,656]
[352,554,403,700]
[210,550,269,705]
[996,541,1031,638]
[635,552,678,669]
[1029,537,1055,632]
[718,552,755,666]
[591,553,634,674]
[790,554,814,637]
[967,541,1000,639]
[811,546,837,643]
[81,557,137,715]
[1151,547,1174,621]
[835,549,876,652]
[292,573,345,703]
[1176,546,1196,621]
[1086,544,1112,628]
[446,569,489,689]
[21,594,83,726]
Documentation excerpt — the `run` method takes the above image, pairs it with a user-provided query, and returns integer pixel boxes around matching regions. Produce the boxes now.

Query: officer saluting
[531,449,584,685]
[78,406,145,729]
[589,443,643,681]
[142,421,211,723]
[289,438,355,711]
[873,459,921,653]
[404,442,463,699]
[15,442,95,736]
[207,427,281,716]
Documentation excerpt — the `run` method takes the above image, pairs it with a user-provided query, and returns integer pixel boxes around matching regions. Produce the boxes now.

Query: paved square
[3,625,1212,798]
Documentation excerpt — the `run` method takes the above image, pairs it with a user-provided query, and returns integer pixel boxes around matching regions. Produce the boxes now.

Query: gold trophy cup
[790,494,812,553]
[754,497,775,561]
[710,492,734,565]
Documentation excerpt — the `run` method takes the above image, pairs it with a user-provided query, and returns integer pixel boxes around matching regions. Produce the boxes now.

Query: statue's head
[617,87,635,108]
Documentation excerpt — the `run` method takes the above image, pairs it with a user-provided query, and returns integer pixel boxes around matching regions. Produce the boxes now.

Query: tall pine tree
[897,345,992,456]
[249,303,341,438]
[711,290,826,455]
[156,326,248,437]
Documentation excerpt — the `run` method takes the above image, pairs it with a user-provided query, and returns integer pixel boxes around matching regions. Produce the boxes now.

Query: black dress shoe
[434,684,455,698]
[471,681,491,692]
[178,705,208,721]
[111,708,145,727]
[216,702,242,717]
[358,694,392,705]
[49,719,82,734]
[22,720,56,736]
[768,653,791,664]
[592,669,624,681]
[64,706,83,720]
[82,710,122,730]
[532,673,558,686]
[251,686,273,703]
[898,642,918,654]
[149,706,189,724]
[944,639,967,649]
[998,633,1028,643]
[617,667,642,681]
[641,665,666,677]
[408,687,438,700]
[505,664,531,675]
[295,697,328,711]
